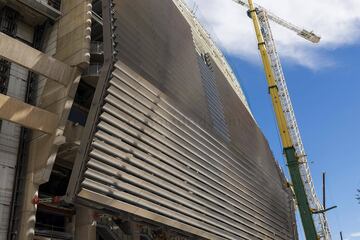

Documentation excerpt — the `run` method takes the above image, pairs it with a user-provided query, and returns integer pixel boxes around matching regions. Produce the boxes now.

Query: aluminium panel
[67,0,295,239]
[69,61,293,240]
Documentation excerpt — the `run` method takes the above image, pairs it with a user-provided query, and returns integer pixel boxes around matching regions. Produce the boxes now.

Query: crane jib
[232,0,321,44]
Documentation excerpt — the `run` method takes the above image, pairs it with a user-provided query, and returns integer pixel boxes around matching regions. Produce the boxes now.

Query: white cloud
[185,0,360,69]
[350,232,360,238]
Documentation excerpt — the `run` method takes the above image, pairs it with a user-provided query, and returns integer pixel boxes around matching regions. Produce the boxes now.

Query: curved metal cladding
[67,0,296,239]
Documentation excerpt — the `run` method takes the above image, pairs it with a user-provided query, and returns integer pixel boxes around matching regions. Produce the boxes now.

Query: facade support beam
[74,206,96,240]
[0,93,58,134]
[0,32,76,86]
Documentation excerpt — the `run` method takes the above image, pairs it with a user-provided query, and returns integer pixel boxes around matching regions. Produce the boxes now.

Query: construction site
[0,0,336,239]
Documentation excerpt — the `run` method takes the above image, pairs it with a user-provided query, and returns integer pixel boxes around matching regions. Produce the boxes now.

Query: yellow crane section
[246,0,319,238]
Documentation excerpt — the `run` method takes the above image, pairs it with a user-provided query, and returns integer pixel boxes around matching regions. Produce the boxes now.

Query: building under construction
[0,0,298,239]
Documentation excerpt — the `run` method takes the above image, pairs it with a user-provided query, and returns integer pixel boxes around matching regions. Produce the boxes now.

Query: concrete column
[17,173,39,239]
[14,0,91,238]
[130,221,141,240]
[65,214,76,237]
[74,206,96,240]
[15,130,49,239]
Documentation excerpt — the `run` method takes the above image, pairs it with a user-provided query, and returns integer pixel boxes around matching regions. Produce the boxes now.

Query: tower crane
[232,0,332,239]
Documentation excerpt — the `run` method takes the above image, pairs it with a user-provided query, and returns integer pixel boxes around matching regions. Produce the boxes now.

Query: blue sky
[226,45,360,239]
[185,0,360,238]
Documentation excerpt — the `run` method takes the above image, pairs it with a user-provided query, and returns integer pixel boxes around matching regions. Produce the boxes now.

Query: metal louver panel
[66,0,295,239]
[68,60,292,239]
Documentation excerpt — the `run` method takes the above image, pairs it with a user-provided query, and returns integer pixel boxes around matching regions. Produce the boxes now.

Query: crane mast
[257,11,331,239]
[242,0,331,239]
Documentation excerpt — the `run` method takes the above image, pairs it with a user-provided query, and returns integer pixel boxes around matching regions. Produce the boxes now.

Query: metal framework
[257,10,331,239]
[232,0,331,238]
[232,0,320,43]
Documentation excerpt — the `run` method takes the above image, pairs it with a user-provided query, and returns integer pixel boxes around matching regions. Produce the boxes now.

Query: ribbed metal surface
[67,0,295,239]
[73,61,293,240]
[112,0,210,129]
[197,54,230,141]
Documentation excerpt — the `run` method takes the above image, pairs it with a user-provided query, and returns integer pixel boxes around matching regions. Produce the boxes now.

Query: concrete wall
[0,0,90,238]
[0,0,91,238]
[34,22,58,105]
[55,0,91,68]
[0,18,34,240]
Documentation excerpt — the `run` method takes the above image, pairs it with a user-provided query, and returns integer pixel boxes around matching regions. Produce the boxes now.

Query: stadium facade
[0,0,297,239]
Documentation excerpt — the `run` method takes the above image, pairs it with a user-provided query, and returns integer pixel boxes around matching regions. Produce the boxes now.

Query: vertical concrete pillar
[15,0,91,237]
[17,132,55,240]
[74,206,96,240]
[130,221,140,240]
[16,174,38,239]
[65,214,76,237]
